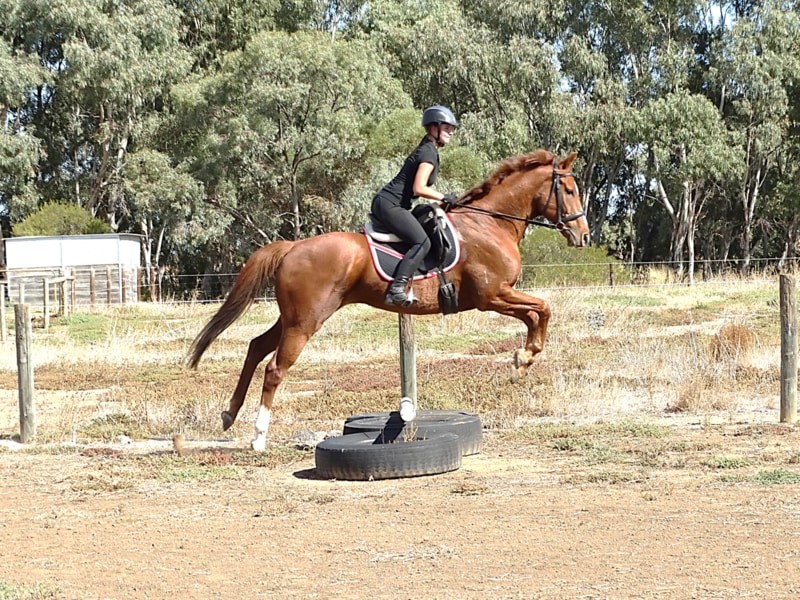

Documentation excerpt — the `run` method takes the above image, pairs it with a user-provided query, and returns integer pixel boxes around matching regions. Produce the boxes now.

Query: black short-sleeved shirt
[375,138,439,209]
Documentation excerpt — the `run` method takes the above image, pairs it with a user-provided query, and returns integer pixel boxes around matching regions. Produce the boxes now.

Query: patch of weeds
[0,581,60,600]
[22,444,83,456]
[719,473,748,483]
[593,421,671,438]
[71,472,135,493]
[584,446,629,466]
[81,413,146,442]
[707,455,751,469]
[121,454,239,482]
[506,423,582,443]
[635,445,687,469]
[513,420,670,444]
[230,446,308,469]
[550,438,593,452]
[60,312,110,344]
[588,293,665,308]
[567,470,636,485]
[155,460,238,483]
[305,493,336,505]
[751,469,800,485]
[451,481,489,496]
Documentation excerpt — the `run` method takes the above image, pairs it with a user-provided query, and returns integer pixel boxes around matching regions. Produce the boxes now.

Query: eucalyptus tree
[707,2,800,272]
[172,31,411,243]
[122,148,219,289]
[639,91,741,283]
[3,0,192,232]
[0,35,47,229]
[171,0,279,69]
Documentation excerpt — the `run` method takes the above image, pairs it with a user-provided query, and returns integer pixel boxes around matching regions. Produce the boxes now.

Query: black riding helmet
[421,105,458,129]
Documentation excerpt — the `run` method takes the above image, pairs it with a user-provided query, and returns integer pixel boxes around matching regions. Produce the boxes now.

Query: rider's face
[437,123,455,144]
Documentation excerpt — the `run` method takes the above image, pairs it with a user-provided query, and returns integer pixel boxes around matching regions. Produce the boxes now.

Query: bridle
[443,166,585,234]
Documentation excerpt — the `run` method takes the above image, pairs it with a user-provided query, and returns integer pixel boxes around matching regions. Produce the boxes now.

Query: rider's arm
[412,162,446,201]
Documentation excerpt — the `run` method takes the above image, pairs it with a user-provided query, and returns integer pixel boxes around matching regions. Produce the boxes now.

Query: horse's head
[538,152,591,247]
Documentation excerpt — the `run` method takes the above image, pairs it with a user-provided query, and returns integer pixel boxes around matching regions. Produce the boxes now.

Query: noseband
[442,166,585,232]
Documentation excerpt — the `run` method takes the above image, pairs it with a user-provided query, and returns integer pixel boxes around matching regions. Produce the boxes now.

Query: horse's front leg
[486,284,551,381]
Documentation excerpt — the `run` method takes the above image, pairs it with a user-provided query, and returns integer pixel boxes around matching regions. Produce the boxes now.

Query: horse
[188,148,590,450]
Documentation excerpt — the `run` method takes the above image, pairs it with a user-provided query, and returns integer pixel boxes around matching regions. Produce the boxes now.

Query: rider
[371,105,459,307]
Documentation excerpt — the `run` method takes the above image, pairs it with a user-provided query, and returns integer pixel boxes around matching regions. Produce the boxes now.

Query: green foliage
[3,0,800,276]
[0,581,59,600]
[60,313,110,343]
[81,413,145,442]
[518,227,617,286]
[750,469,800,485]
[708,455,751,469]
[13,202,110,237]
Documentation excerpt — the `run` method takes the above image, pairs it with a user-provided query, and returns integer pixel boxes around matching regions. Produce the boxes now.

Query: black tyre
[343,410,483,456]
[314,431,461,481]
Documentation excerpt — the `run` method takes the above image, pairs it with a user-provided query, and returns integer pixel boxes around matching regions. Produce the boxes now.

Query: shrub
[709,323,756,362]
[13,202,111,236]
[519,228,619,287]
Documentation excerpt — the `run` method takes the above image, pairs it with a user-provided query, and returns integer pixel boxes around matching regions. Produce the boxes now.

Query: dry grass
[0,278,785,447]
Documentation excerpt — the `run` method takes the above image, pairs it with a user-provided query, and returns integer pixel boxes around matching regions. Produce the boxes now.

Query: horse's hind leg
[222,319,283,431]
[251,326,312,451]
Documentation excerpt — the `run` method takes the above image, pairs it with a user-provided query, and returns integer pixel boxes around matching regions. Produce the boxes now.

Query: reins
[443,167,584,233]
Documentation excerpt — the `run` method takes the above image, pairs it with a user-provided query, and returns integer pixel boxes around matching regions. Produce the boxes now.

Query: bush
[13,202,111,236]
[519,228,619,287]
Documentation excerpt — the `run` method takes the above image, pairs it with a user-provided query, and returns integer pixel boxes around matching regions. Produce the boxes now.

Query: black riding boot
[385,238,431,307]
[385,275,413,307]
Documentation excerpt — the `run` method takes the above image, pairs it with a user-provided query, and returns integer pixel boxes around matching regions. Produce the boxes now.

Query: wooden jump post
[15,303,36,442]
[398,313,417,420]
[780,274,797,424]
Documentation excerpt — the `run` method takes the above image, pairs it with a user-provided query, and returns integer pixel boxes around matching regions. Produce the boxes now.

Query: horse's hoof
[221,411,234,431]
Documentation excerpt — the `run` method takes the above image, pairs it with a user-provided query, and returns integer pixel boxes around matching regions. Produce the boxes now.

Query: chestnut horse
[188,149,590,450]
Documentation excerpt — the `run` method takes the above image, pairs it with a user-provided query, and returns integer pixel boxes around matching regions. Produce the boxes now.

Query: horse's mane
[459,149,554,204]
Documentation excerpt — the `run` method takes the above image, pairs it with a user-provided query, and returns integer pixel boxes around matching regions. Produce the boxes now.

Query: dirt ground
[2,419,800,600]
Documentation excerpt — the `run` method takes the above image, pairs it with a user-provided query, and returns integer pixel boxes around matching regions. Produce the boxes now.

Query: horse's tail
[187,240,294,369]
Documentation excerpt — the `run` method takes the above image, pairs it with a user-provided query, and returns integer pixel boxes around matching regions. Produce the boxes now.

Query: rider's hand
[441,192,459,206]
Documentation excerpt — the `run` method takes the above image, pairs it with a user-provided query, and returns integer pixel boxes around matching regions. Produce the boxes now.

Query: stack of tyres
[314,410,482,481]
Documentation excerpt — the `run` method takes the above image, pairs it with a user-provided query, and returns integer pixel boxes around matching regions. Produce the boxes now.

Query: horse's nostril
[582,233,591,247]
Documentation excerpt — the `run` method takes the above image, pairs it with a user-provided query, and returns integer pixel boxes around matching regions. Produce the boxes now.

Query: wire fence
[2,256,798,310]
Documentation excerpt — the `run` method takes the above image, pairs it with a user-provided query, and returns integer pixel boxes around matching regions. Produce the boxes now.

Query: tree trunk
[291,172,301,240]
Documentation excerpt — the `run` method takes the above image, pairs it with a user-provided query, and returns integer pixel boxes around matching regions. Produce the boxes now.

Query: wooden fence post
[43,279,50,329]
[0,283,6,342]
[69,271,76,313]
[15,304,36,443]
[89,268,96,306]
[59,269,67,316]
[399,313,417,410]
[780,274,797,424]
[106,267,113,305]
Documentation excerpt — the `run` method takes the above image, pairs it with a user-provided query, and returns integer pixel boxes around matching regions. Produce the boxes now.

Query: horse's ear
[559,151,578,171]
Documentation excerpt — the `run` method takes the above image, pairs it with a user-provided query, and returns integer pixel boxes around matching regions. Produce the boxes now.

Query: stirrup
[385,286,416,307]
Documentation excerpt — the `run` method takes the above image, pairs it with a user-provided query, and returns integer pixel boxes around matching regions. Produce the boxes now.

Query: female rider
[370,105,458,307]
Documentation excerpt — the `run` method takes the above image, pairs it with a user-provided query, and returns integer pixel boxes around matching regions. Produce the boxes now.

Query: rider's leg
[385,237,432,306]
[374,201,432,306]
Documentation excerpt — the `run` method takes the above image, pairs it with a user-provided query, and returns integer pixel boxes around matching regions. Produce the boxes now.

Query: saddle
[364,203,460,314]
